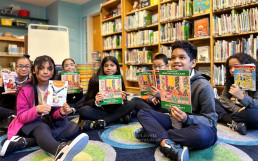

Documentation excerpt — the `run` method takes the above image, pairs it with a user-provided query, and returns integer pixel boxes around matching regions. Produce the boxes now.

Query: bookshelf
[100,0,258,95]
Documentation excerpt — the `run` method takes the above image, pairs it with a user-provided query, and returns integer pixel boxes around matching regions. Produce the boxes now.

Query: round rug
[101,122,156,149]
[18,140,116,161]
[217,123,258,145]
[154,141,252,161]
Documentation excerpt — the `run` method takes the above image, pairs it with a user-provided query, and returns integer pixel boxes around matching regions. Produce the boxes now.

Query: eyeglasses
[152,65,165,69]
[16,65,31,69]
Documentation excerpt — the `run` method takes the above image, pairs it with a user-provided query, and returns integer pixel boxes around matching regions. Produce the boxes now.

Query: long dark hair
[225,53,258,93]
[84,56,125,103]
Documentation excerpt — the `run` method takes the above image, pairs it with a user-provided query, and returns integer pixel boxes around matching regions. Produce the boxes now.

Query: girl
[217,52,258,135]
[59,58,85,114]
[1,55,88,161]
[79,56,135,131]
[0,55,31,129]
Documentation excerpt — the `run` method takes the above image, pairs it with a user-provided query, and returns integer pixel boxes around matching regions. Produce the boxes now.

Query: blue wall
[46,1,58,25]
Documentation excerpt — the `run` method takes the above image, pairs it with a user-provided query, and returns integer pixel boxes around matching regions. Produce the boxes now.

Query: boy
[136,41,218,161]
[131,54,169,113]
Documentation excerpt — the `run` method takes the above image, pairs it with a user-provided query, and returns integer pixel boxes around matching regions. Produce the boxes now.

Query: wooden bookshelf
[102,31,122,37]
[102,15,122,22]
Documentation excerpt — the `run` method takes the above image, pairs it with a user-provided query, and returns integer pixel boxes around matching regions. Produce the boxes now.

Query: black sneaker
[68,107,76,116]
[55,133,89,161]
[0,136,27,156]
[120,114,131,124]
[160,139,189,161]
[82,120,106,131]
[134,128,154,143]
[227,120,247,135]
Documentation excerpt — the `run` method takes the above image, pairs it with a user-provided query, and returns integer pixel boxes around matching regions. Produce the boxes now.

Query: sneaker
[160,139,189,161]
[82,120,106,131]
[134,128,154,142]
[55,133,89,161]
[120,114,131,124]
[227,120,247,135]
[1,136,27,156]
[68,107,76,115]
[0,115,16,130]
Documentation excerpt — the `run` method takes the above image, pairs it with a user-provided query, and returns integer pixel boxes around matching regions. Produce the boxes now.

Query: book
[234,64,256,91]
[197,46,210,62]
[194,18,209,38]
[61,72,80,94]
[193,0,210,14]
[99,75,123,105]
[115,18,122,32]
[137,71,157,98]
[140,0,150,8]
[159,70,191,113]
[47,80,68,106]
[1,71,17,92]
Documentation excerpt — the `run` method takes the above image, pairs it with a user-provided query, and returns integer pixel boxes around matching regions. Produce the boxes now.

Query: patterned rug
[0,116,257,161]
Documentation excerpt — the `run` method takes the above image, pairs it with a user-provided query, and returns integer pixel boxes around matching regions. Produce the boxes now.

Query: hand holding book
[150,86,160,99]
[60,103,71,115]
[95,92,104,105]
[170,106,187,123]
[36,104,51,115]
[121,91,127,100]
[151,97,160,105]
[229,84,245,101]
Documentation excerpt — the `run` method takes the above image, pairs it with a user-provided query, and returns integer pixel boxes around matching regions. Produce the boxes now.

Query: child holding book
[1,55,88,161]
[79,56,135,130]
[136,41,217,161]
[0,55,31,129]
[131,54,169,113]
[216,53,258,135]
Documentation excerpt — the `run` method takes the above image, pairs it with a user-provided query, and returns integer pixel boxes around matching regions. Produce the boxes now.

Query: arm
[240,91,258,109]
[219,86,241,113]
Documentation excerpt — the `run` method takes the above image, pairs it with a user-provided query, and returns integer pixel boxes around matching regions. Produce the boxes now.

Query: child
[216,52,258,135]
[131,54,169,113]
[79,56,135,130]
[0,55,32,129]
[58,58,85,114]
[1,55,88,161]
[136,41,217,161]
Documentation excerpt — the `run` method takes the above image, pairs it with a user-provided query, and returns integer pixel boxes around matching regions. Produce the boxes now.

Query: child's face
[63,60,76,72]
[104,60,117,75]
[228,58,240,77]
[34,61,54,84]
[153,59,169,78]
[15,58,31,78]
[171,48,196,70]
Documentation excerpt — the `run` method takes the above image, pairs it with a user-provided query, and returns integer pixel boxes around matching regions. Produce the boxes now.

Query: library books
[125,49,152,64]
[197,46,210,62]
[2,71,17,92]
[213,64,225,85]
[99,75,123,105]
[193,0,210,14]
[137,71,157,98]
[47,80,68,107]
[159,70,192,113]
[194,18,209,38]
[61,72,80,94]
[234,64,256,91]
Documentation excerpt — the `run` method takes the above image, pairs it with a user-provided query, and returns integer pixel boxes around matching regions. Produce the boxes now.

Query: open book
[61,72,80,94]
[47,80,68,106]
[136,71,156,98]
[234,64,256,91]
[159,70,192,113]
[99,75,123,105]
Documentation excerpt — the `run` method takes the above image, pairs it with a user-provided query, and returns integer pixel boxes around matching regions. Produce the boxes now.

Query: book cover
[61,72,80,94]
[194,18,209,38]
[47,80,68,106]
[193,0,210,14]
[115,18,122,32]
[137,71,157,98]
[2,71,17,92]
[197,46,210,62]
[159,70,192,113]
[99,75,123,105]
[234,64,256,91]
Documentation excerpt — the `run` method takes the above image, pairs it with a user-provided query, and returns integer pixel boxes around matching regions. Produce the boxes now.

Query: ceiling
[14,0,91,7]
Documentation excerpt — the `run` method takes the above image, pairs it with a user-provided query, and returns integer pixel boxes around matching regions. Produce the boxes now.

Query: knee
[69,122,80,134]
[131,97,142,102]
[137,108,153,120]
[79,106,91,119]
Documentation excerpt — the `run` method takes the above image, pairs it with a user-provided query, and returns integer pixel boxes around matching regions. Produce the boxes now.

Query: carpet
[0,115,257,161]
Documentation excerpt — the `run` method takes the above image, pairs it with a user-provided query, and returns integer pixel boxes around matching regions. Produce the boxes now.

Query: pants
[79,101,135,124]
[0,107,15,119]
[137,108,217,150]
[131,97,169,113]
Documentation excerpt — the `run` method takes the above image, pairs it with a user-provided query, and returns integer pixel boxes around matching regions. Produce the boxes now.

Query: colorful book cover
[194,18,209,38]
[234,64,256,91]
[193,0,210,14]
[137,71,157,98]
[61,72,80,94]
[159,70,192,113]
[47,80,68,106]
[99,75,123,105]
[2,71,17,92]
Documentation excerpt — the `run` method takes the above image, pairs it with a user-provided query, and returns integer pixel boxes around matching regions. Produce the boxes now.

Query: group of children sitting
[0,40,257,161]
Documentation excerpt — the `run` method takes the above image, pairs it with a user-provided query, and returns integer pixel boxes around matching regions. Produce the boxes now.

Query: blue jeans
[137,108,217,150]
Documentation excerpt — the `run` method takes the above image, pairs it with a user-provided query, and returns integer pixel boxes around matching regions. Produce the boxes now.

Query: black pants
[131,97,169,113]
[79,101,135,124]
[0,107,15,119]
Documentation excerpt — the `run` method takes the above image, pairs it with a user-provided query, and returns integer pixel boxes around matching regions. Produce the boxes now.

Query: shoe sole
[181,146,189,161]
[58,133,89,161]
[0,136,19,156]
